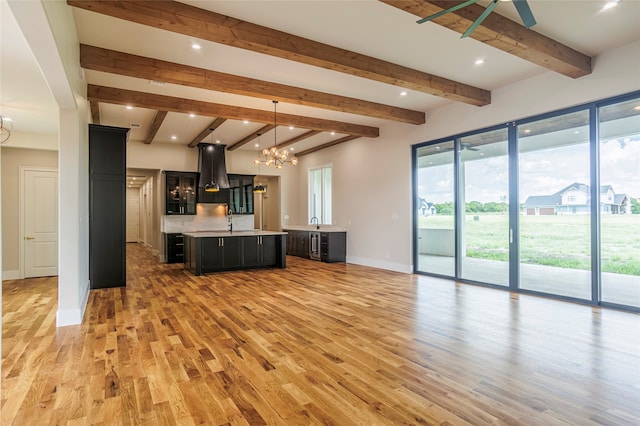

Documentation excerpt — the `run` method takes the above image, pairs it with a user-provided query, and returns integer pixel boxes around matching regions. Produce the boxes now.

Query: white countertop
[283,225,347,232]
[182,230,287,238]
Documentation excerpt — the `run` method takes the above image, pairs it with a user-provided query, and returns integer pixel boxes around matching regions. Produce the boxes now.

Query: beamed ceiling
[3,1,640,156]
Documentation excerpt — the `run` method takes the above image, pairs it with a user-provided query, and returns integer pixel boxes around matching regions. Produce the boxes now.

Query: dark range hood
[197,143,230,203]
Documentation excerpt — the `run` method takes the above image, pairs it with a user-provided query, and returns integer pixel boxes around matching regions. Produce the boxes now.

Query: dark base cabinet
[321,232,347,263]
[184,234,286,276]
[284,229,346,263]
[89,124,128,289]
[165,233,184,263]
[285,230,309,258]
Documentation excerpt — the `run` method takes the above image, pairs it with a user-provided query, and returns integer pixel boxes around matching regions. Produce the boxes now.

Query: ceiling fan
[417,0,537,38]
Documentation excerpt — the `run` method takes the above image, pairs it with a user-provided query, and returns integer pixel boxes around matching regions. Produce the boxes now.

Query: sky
[418,136,640,204]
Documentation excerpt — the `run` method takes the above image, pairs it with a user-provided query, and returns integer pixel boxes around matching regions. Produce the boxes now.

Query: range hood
[197,143,229,203]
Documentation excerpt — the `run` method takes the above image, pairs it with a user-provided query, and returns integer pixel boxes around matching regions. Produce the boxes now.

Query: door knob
[25,236,35,240]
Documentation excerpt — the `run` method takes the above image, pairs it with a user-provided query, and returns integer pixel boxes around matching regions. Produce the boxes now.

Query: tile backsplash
[162,203,254,233]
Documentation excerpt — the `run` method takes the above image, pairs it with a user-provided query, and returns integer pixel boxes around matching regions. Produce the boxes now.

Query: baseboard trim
[2,270,20,280]
[346,256,412,274]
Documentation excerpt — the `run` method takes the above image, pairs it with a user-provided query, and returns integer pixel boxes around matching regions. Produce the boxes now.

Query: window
[412,90,640,311]
[309,166,332,225]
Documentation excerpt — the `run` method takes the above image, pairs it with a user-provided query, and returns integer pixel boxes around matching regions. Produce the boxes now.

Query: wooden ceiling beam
[227,125,276,151]
[188,118,227,148]
[276,130,322,150]
[89,100,100,124]
[87,85,379,138]
[297,136,361,157]
[144,110,167,144]
[68,0,490,106]
[80,45,425,125]
[380,0,591,78]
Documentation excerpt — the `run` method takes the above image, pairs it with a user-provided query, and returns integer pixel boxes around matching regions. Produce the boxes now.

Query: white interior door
[24,169,58,278]
[126,195,140,243]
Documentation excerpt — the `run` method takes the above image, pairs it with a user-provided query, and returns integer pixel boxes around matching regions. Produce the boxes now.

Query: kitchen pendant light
[204,137,219,192]
[253,133,266,193]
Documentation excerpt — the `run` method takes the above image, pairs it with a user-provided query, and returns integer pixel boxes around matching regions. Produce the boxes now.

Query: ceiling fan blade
[416,0,480,24]
[461,0,500,38]
[512,0,537,28]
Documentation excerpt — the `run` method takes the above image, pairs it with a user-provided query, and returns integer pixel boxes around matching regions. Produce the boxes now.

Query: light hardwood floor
[2,243,639,425]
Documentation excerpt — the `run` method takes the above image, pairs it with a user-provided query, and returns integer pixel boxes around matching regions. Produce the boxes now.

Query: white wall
[289,40,640,273]
[8,0,90,326]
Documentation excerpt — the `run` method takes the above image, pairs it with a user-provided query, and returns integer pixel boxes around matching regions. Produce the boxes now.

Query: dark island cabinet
[184,234,285,275]
[165,171,197,215]
[89,124,129,289]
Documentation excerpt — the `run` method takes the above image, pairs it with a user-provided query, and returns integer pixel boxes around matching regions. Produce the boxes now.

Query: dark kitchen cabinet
[165,233,184,263]
[201,236,242,270]
[184,234,284,275]
[320,232,347,263]
[228,174,255,214]
[164,171,197,215]
[89,124,128,289]
[285,230,309,258]
[242,235,277,267]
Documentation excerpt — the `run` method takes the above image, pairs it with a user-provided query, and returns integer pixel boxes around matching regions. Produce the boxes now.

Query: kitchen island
[183,230,287,276]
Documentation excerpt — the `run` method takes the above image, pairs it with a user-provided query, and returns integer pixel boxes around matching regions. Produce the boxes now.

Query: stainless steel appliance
[309,231,321,260]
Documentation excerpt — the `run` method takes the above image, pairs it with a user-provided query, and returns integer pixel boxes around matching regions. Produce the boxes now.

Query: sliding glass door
[414,91,640,310]
[599,98,640,308]
[459,128,509,286]
[415,141,455,276]
[517,110,592,300]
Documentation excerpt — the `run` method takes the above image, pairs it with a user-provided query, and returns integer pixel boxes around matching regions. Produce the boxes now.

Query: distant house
[418,197,437,216]
[523,183,631,215]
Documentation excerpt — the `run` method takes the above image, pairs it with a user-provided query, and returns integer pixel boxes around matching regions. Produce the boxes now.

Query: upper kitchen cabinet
[228,174,255,214]
[164,171,197,215]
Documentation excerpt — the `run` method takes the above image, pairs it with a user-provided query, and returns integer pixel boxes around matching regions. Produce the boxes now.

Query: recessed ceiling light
[125,105,133,110]
[189,113,196,118]
[243,120,249,124]
[634,105,640,111]
[289,126,294,130]
[574,130,580,134]
[215,139,221,143]
[524,129,531,133]
[255,143,259,148]
[474,58,484,65]
[602,0,619,11]
[400,91,408,96]
[171,135,177,140]
[290,147,294,151]
[149,80,166,86]
[191,43,201,50]
[330,131,335,136]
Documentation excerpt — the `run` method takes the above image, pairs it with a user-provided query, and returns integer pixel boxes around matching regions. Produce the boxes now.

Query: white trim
[19,166,58,279]
[2,270,20,280]
[346,256,412,274]
[57,280,89,327]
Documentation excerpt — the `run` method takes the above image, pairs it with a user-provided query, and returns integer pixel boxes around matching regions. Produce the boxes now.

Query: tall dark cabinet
[89,124,129,289]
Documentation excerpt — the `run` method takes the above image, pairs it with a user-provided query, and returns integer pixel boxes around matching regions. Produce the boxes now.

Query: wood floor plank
[2,243,640,425]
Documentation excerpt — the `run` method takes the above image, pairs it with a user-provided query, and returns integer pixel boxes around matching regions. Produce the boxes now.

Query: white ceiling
[2,0,640,153]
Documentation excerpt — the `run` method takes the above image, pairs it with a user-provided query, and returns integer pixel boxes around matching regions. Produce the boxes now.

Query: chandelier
[254,100,297,169]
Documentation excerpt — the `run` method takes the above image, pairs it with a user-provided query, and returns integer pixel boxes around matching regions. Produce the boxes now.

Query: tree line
[434,198,640,215]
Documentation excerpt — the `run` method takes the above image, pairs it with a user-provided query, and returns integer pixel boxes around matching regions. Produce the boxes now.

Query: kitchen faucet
[310,216,319,230]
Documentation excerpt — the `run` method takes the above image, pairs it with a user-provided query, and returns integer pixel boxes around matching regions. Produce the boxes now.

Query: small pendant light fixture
[204,134,220,192]
[253,132,266,193]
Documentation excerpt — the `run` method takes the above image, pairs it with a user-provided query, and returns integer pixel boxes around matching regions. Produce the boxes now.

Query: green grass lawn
[419,214,640,275]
